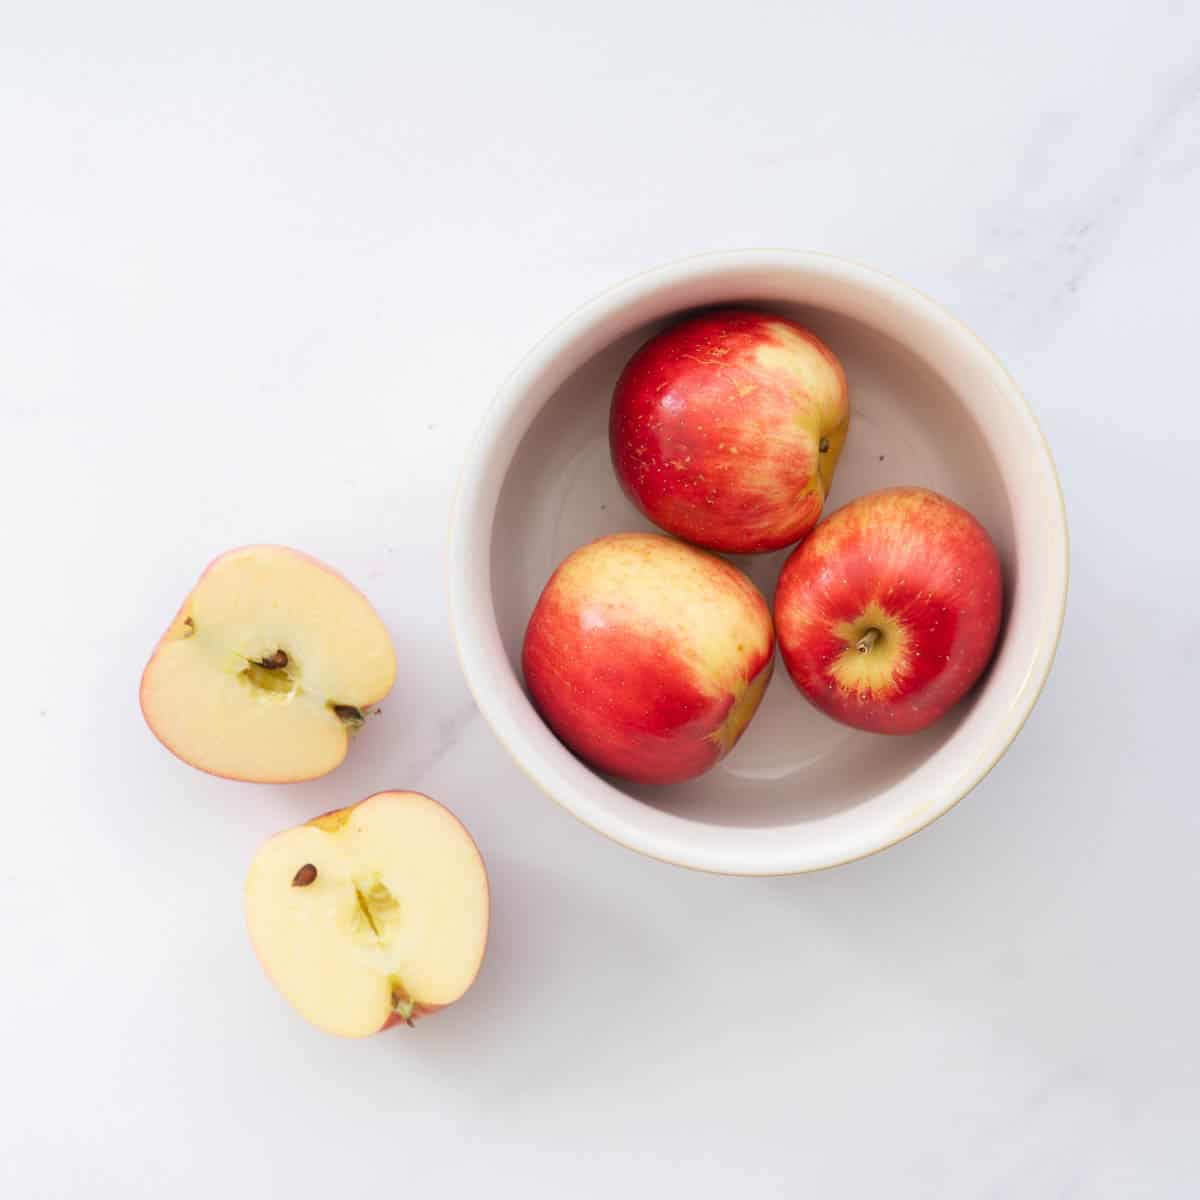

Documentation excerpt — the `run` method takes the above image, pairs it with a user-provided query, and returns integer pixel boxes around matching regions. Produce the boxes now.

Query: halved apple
[140,546,396,782]
[244,791,489,1037]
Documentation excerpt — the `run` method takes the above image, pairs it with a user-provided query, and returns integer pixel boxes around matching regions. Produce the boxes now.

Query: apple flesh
[522,532,774,784]
[774,487,1003,734]
[244,791,489,1038]
[140,545,396,782]
[610,308,850,554]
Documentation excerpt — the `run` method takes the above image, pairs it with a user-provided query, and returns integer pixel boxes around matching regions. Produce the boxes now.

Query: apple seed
[292,863,318,887]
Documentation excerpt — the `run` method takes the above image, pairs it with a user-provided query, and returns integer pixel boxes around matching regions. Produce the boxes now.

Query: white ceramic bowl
[449,251,1067,874]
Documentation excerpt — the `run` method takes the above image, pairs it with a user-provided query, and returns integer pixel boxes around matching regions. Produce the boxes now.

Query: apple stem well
[856,628,882,654]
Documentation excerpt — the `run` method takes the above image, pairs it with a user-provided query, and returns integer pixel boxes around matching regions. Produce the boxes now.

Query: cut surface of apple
[245,791,489,1038]
[140,546,396,782]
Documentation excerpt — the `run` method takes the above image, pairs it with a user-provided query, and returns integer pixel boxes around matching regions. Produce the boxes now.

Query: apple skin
[774,488,1003,734]
[522,533,774,785]
[610,309,849,554]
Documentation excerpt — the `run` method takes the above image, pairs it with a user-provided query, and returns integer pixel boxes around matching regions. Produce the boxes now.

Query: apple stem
[390,984,416,1026]
[331,704,366,729]
[856,628,882,654]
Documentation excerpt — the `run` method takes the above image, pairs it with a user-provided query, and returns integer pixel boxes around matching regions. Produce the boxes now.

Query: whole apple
[522,532,774,784]
[610,309,849,554]
[774,487,1003,734]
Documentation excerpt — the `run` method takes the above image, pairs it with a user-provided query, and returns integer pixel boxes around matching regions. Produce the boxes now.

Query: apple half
[140,546,396,782]
[245,791,489,1038]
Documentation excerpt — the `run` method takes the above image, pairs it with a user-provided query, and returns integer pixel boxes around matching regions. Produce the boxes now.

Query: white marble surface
[3,2,1198,1195]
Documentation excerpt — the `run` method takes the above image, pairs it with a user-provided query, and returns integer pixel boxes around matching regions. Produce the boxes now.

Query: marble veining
[2,3,1197,1197]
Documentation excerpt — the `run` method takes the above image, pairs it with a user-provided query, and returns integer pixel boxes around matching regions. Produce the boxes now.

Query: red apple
[774,488,1003,734]
[610,308,850,554]
[522,532,774,784]
[244,791,489,1038]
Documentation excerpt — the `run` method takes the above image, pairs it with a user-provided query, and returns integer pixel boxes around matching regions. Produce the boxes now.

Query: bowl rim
[447,249,1069,875]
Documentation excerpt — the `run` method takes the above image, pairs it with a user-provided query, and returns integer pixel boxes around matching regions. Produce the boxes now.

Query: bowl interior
[492,302,1015,827]
[454,254,1065,872]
